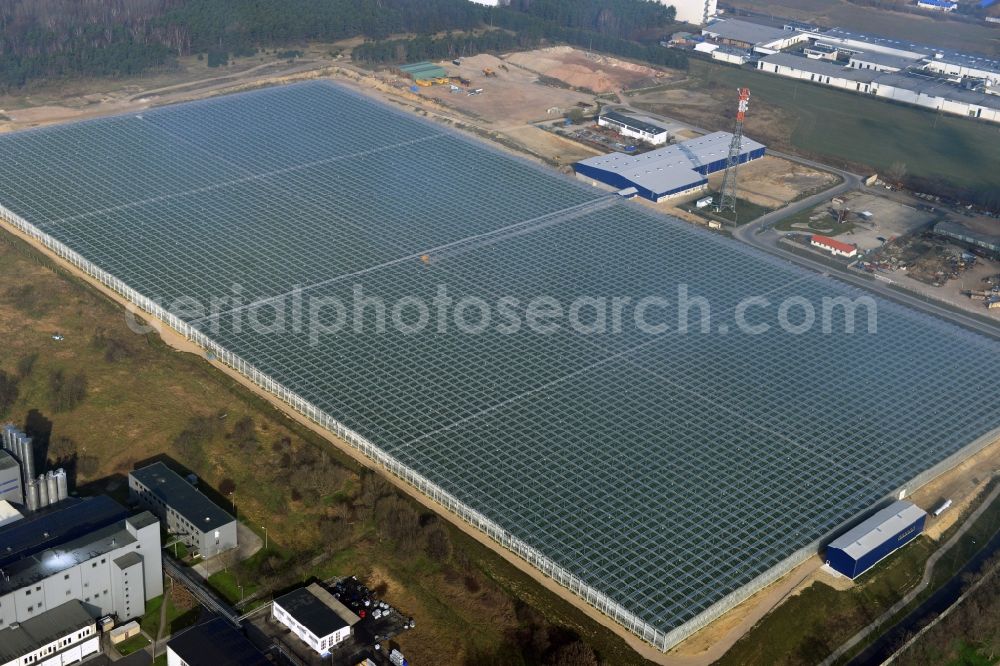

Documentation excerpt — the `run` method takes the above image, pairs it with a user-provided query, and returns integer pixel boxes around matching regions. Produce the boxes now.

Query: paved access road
[613,103,1000,340]
[734,191,1000,342]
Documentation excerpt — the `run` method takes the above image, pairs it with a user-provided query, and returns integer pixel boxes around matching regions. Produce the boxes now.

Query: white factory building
[916,0,958,10]
[692,19,1000,122]
[129,462,238,559]
[468,0,718,24]
[847,51,923,73]
[700,18,809,53]
[757,53,1000,123]
[272,584,360,656]
[0,512,163,628]
[0,600,99,666]
[924,54,1000,85]
[574,131,766,202]
[598,111,669,145]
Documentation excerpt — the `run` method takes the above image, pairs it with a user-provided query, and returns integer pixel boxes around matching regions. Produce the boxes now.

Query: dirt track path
[820,479,1000,665]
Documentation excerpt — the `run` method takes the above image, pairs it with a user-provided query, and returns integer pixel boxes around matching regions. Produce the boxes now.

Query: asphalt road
[735,190,1000,342]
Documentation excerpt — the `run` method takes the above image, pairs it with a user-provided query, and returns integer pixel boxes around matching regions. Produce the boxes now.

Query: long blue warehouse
[825,500,927,579]
[573,131,766,202]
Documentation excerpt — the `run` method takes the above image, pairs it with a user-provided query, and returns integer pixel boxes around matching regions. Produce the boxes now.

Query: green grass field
[684,196,773,225]
[116,634,151,656]
[773,206,857,236]
[635,60,1000,197]
[699,61,1000,190]
[207,569,260,605]
[718,484,1000,665]
[0,222,652,666]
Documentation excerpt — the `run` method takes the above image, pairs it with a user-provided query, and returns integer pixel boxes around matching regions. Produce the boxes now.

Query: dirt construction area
[779,191,939,250]
[414,53,596,125]
[874,249,1000,322]
[506,46,674,93]
[704,155,840,209]
[502,125,602,165]
[831,192,937,251]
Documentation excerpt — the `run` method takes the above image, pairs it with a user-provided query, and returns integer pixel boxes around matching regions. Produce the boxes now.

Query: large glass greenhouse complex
[0,82,997,650]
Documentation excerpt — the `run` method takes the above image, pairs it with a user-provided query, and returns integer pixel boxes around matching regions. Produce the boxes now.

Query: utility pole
[716,87,751,224]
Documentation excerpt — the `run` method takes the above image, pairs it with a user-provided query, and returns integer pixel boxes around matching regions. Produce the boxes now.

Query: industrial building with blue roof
[573,131,766,202]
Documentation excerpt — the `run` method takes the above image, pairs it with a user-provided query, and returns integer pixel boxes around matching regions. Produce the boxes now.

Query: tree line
[0,0,683,91]
[354,1,688,71]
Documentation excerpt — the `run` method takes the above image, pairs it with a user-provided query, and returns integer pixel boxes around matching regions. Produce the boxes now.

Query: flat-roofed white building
[848,51,922,73]
[924,54,1000,85]
[756,53,1000,123]
[0,512,162,628]
[701,18,808,53]
[712,45,752,65]
[272,583,360,656]
[0,500,22,528]
[129,462,237,559]
[0,600,99,666]
[598,111,669,145]
[917,0,958,11]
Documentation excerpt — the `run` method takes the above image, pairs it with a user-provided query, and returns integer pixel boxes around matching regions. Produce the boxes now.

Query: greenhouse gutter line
[39,133,447,230]
[189,194,619,326]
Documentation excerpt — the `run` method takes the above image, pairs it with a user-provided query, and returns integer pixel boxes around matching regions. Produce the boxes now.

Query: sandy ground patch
[909,435,1000,541]
[502,125,602,165]
[705,155,839,209]
[411,53,595,125]
[665,557,822,663]
[0,59,336,132]
[506,46,672,93]
[832,192,936,251]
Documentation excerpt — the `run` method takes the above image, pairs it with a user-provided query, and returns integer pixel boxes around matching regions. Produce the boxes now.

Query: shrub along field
[631,60,1000,208]
[0,227,653,666]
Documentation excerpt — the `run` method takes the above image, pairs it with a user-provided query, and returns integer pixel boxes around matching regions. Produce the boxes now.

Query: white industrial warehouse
[757,53,1000,123]
[598,111,669,145]
[129,462,238,559]
[691,17,1000,124]
[272,583,360,656]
